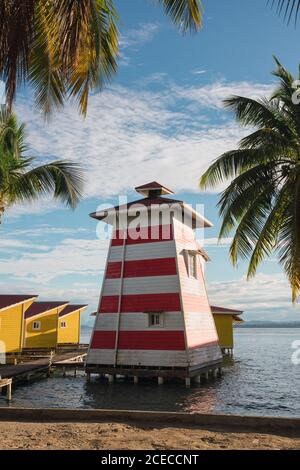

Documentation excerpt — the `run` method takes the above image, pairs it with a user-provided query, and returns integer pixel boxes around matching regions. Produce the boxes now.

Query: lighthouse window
[148,313,163,327]
[32,321,41,331]
[189,253,197,279]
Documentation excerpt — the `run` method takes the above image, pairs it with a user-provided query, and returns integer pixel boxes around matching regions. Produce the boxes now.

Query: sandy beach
[0,421,300,450]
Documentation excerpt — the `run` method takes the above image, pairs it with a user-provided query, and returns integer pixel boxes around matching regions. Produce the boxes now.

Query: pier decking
[0,378,12,402]
[0,349,87,400]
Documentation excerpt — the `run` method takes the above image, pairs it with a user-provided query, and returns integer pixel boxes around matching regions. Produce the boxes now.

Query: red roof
[59,304,87,317]
[135,181,174,196]
[25,301,68,319]
[0,294,38,311]
[210,305,243,315]
[90,196,183,221]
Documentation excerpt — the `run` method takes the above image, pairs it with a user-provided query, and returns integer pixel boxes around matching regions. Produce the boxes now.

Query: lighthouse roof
[135,181,174,197]
[90,182,213,228]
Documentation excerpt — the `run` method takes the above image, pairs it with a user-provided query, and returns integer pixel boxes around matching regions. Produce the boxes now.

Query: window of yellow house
[60,321,67,328]
[33,321,41,330]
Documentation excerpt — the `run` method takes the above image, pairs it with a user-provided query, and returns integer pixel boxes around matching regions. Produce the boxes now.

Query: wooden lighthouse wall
[173,217,222,369]
[87,214,222,371]
[87,221,189,368]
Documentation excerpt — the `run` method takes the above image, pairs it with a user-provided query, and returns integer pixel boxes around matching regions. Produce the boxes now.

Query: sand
[0,421,300,450]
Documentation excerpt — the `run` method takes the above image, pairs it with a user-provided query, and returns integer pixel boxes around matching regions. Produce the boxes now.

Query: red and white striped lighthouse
[86,182,222,384]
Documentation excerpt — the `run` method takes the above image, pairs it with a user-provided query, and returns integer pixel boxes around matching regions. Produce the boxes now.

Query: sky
[1,0,300,325]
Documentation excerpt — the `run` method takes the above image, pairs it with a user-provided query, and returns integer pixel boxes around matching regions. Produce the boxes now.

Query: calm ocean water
[1,328,300,417]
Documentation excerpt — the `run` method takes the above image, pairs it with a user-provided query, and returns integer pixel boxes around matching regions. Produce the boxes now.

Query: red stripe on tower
[99,293,181,313]
[91,330,186,350]
[106,258,177,279]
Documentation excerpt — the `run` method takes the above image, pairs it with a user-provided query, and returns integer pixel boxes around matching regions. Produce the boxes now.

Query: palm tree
[0,106,84,223]
[200,58,300,302]
[0,0,203,117]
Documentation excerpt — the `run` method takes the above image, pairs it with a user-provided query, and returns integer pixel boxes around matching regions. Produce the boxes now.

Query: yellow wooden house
[211,305,244,355]
[24,301,69,349]
[0,295,38,353]
[57,304,87,346]
[24,301,87,349]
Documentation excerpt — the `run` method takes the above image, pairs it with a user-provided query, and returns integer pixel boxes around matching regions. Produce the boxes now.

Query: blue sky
[1,0,300,324]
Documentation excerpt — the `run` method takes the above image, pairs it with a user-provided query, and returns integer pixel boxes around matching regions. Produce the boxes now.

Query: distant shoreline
[236,322,300,329]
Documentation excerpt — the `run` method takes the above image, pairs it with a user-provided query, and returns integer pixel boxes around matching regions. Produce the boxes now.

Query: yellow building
[211,305,244,355]
[24,302,87,349]
[0,295,38,353]
[24,301,69,349]
[57,304,87,346]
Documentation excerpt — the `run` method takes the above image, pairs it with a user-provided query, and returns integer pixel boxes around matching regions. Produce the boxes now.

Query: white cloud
[204,237,233,246]
[10,78,274,220]
[120,22,160,49]
[6,226,92,238]
[192,69,207,75]
[0,239,49,252]
[207,273,300,321]
[171,81,275,109]
[0,237,109,283]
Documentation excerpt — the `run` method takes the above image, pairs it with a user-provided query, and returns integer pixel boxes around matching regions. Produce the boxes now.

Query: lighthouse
[86,182,222,385]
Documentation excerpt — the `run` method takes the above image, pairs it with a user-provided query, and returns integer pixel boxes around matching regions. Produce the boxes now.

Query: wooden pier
[86,362,223,388]
[0,378,12,402]
[0,349,87,400]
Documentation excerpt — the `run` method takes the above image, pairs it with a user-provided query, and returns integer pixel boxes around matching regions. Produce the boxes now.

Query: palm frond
[268,0,300,24]
[217,162,280,239]
[155,0,203,33]
[277,174,300,301]
[228,181,279,265]
[28,1,66,117]
[200,147,281,190]
[66,0,119,115]
[247,186,286,279]
[10,160,85,209]
[0,0,35,110]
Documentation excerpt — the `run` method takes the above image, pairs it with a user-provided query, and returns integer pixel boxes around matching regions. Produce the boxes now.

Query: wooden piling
[108,374,114,384]
[0,378,12,402]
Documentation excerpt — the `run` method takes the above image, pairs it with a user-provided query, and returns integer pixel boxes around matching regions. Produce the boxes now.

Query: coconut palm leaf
[0,107,84,222]
[277,174,300,301]
[156,0,203,32]
[268,0,300,24]
[0,0,202,116]
[199,57,300,302]
[10,160,84,209]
